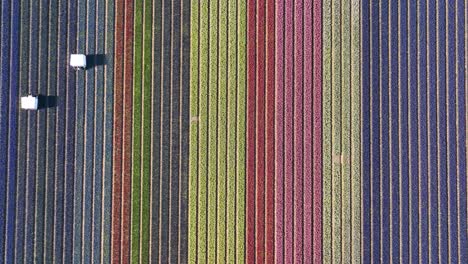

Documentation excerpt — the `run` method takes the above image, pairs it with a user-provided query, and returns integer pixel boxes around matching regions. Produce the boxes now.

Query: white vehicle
[70,54,87,70]
[20,95,39,110]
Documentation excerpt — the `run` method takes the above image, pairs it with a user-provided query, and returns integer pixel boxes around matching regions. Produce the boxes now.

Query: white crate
[21,95,38,110]
[70,54,87,69]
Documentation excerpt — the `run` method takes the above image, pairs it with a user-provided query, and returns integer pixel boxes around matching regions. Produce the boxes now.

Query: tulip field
[0,0,465,263]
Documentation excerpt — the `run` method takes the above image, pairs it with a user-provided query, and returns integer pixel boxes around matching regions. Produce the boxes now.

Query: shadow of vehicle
[86,54,107,69]
[37,95,58,109]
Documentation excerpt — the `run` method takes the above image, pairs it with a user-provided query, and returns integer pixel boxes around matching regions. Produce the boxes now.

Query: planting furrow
[409,1,420,261]
[341,0,352,261]
[429,0,443,258]
[303,0,314,261]
[293,0,304,261]
[350,0,360,262]
[188,0,199,261]
[0,0,12,261]
[64,0,78,262]
[207,1,219,263]
[331,0,343,260]
[312,1,323,262]
[226,0,238,262]
[416,1,429,262]
[92,0,106,261]
[408,1,419,262]
[150,0,163,262]
[400,1,412,261]
[362,1,376,260]
[322,0,333,261]
[455,0,467,260]
[436,2,449,260]
[0,0,10,260]
[264,0,275,262]
[102,0,115,261]
[0,4,5,260]
[159,0,173,261]
[428,2,438,261]
[4,0,20,262]
[82,0,97,261]
[169,0,182,259]
[122,0,134,261]
[140,0,153,261]
[388,0,400,256]
[284,0,294,262]
[245,0,256,261]
[274,0,285,261]
[111,0,124,262]
[237,1,247,262]
[131,0,144,261]
[34,0,50,258]
[179,0,191,261]
[416,0,427,259]
[44,0,59,262]
[15,0,31,261]
[53,0,69,261]
[217,0,228,262]
[73,0,87,260]
[24,0,40,261]
[197,0,208,262]
[388,0,401,260]
[446,2,459,262]
[150,0,163,263]
[306,0,317,261]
